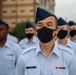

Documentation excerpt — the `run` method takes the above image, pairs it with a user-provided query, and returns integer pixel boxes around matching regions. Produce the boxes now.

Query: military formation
[0,7,76,75]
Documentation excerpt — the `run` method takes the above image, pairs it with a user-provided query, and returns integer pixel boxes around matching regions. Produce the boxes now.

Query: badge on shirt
[26,66,36,69]
[56,66,66,69]
[7,54,13,56]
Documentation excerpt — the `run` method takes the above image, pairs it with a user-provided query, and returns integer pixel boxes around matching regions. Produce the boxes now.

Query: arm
[69,57,76,75]
[15,56,25,75]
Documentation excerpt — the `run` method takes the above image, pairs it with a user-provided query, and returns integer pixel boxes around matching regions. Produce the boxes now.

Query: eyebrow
[37,22,43,25]
[37,22,53,24]
[46,22,53,24]
[48,22,52,23]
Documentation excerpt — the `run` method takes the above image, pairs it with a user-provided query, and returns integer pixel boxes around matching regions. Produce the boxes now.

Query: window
[3,0,7,1]
[44,0,46,6]
[52,0,55,6]
[40,0,43,4]
[12,22,16,24]
[30,10,34,12]
[12,0,16,1]
[40,0,46,6]
[12,10,16,13]
[52,0,55,2]
[3,11,7,13]
[20,10,25,12]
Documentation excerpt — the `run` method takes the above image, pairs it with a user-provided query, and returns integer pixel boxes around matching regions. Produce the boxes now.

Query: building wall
[0,1,2,19]
[0,0,55,32]
[39,0,55,14]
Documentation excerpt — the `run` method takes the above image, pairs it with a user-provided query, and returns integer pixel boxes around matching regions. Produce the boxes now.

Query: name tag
[56,66,66,69]
[7,54,13,56]
[26,66,36,69]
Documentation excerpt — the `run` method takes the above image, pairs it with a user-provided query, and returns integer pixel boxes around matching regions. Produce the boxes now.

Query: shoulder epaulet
[9,42,19,47]
[58,45,75,56]
[66,45,72,49]
[21,46,36,55]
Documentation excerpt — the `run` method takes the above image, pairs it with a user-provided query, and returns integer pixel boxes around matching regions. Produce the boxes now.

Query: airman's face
[69,25,76,30]
[25,27,35,34]
[58,25,68,30]
[36,16,59,36]
[0,25,9,41]
[36,16,57,30]
[69,25,76,38]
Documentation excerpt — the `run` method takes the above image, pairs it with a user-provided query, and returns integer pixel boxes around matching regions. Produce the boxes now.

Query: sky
[55,0,76,22]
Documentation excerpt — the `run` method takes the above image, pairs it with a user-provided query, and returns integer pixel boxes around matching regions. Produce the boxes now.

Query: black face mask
[26,33,34,39]
[57,30,68,39]
[69,30,76,37]
[37,26,56,43]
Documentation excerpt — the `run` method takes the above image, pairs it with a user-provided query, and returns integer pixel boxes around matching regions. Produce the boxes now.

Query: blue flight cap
[0,19,9,28]
[68,21,76,26]
[57,17,68,26]
[25,22,34,28]
[35,7,57,23]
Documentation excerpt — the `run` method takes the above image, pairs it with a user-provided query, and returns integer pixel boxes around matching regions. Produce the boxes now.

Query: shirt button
[60,72,62,74]
[45,72,47,75]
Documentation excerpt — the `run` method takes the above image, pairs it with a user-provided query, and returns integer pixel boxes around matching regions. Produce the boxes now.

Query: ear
[68,29,70,34]
[33,28,36,34]
[54,27,60,35]
[34,24,37,29]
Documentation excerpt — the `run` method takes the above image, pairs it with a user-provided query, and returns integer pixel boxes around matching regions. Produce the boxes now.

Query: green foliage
[13,21,26,41]
[13,19,34,42]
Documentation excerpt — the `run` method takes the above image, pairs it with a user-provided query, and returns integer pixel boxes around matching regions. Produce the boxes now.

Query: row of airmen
[0,7,76,75]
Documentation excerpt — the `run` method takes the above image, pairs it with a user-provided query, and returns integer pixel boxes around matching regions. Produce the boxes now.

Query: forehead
[69,25,76,30]
[37,16,56,23]
[25,27,34,30]
[0,24,6,28]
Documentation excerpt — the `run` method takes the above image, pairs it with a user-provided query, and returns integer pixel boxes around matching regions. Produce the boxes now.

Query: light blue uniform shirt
[19,36,39,49]
[0,39,22,75]
[68,38,76,56]
[55,40,75,56]
[15,43,76,75]
[7,34,18,43]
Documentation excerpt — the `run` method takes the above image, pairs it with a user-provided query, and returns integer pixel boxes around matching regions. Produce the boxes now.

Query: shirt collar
[55,39,72,49]
[35,42,61,58]
[66,39,72,49]
[68,37,76,43]
[74,40,76,43]
[3,39,11,48]
[32,36,37,43]
[35,43,41,56]
[52,42,61,58]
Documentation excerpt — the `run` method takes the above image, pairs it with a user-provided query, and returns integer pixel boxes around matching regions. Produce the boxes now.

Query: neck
[58,37,67,46]
[28,36,34,42]
[0,38,7,47]
[40,38,55,58]
[70,36,76,42]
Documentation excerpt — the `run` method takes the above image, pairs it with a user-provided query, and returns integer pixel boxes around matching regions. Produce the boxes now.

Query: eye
[30,30,32,32]
[25,30,28,32]
[73,28,76,30]
[46,22,53,27]
[61,27,67,30]
[0,28,4,31]
[69,27,71,30]
[37,24,43,28]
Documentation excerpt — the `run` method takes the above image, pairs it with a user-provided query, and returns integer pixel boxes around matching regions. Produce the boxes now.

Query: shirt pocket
[25,67,41,75]
[52,69,69,75]
[4,55,16,69]
[5,54,15,60]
